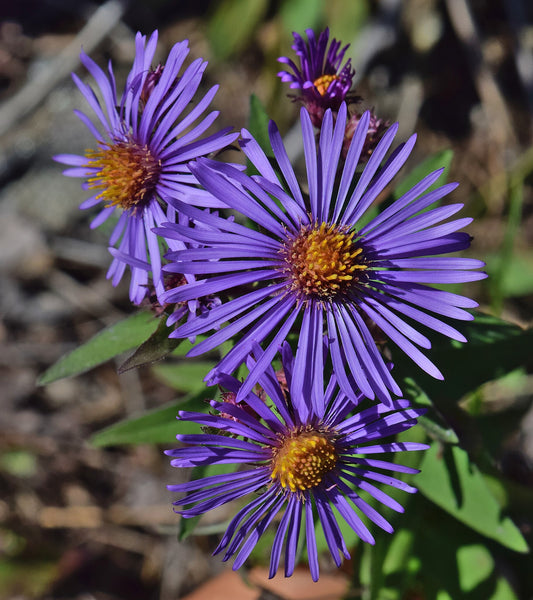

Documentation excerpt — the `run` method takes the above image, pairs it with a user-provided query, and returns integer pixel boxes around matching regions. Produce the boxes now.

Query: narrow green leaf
[393,149,454,200]
[485,251,533,298]
[382,528,415,576]
[90,388,215,447]
[326,0,369,44]
[489,173,524,312]
[152,361,215,394]
[178,513,200,542]
[207,0,269,61]
[38,312,159,385]
[280,0,323,33]
[416,443,529,553]
[118,313,180,373]
[247,94,274,168]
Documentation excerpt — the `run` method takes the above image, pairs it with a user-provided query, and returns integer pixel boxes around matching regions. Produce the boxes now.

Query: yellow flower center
[313,74,339,96]
[270,430,337,492]
[283,222,366,300]
[84,139,161,212]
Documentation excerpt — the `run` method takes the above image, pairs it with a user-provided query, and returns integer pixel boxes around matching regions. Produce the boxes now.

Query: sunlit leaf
[90,388,216,447]
[485,251,533,298]
[416,443,528,553]
[152,361,215,394]
[248,94,273,160]
[456,545,494,593]
[38,312,159,385]
[280,0,323,33]
[326,0,369,44]
[208,0,269,60]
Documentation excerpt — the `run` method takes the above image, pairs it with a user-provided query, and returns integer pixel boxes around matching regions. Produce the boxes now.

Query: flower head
[54,31,237,304]
[167,344,428,581]
[159,104,486,406]
[278,28,357,126]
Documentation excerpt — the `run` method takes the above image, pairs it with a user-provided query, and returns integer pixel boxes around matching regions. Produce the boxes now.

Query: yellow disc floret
[270,429,337,492]
[283,222,366,300]
[313,74,339,96]
[84,139,161,212]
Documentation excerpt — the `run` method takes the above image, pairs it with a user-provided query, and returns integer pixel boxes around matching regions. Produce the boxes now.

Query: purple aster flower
[158,103,486,406]
[277,28,357,127]
[54,31,237,304]
[167,343,428,581]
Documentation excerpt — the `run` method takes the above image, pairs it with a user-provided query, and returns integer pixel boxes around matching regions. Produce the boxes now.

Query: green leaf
[485,251,533,298]
[456,545,494,593]
[416,443,528,553]
[360,531,389,600]
[177,515,200,540]
[327,1,369,43]
[488,174,524,312]
[38,312,159,385]
[280,0,323,33]
[393,149,454,201]
[397,491,521,600]
[207,0,269,61]
[90,388,215,447]
[393,312,533,403]
[152,361,215,394]
[170,334,208,357]
[248,94,273,160]
[118,312,180,373]
[382,528,416,576]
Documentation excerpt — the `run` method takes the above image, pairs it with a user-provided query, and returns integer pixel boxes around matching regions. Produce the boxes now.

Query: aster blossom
[277,28,357,126]
[54,30,237,304]
[159,103,486,406]
[167,343,428,581]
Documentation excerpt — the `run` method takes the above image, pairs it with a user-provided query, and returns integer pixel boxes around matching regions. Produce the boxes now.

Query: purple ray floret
[159,103,486,405]
[167,343,428,581]
[54,30,237,304]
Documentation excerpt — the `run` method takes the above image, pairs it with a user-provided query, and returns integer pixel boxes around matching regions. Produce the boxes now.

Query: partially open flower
[278,28,358,127]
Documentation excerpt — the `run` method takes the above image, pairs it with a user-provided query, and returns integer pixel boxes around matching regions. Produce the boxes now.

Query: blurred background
[0,0,532,598]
